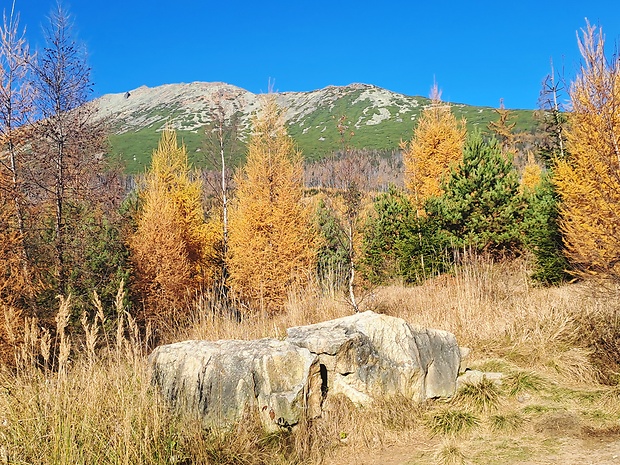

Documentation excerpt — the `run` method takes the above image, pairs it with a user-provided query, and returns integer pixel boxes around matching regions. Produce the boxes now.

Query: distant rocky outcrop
[149,311,462,431]
[94,82,424,135]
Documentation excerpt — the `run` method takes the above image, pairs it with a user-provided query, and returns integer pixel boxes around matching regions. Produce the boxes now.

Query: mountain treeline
[2,4,619,357]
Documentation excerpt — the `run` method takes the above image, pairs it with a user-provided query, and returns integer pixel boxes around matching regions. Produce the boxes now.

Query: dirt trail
[324,436,620,465]
[539,438,620,465]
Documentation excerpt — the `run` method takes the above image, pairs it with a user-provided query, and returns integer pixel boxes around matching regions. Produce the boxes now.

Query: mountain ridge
[95,81,537,173]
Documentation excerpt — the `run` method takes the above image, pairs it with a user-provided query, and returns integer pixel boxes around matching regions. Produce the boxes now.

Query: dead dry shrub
[372,394,427,431]
[308,392,426,458]
[582,423,620,438]
[184,409,304,465]
[572,293,620,384]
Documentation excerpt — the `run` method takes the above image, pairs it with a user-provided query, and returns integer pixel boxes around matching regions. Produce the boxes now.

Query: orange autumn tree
[401,84,466,215]
[130,128,220,320]
[554,21,620,281]
[228,95,316,314]
[0,8,34,316]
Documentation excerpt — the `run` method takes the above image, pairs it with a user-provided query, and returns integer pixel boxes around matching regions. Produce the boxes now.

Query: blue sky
[12,0,620,109]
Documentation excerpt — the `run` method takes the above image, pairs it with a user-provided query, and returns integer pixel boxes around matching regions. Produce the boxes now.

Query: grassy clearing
[2,257,620,464]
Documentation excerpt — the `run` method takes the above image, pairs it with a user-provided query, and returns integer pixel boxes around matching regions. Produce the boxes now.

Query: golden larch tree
[401,84,466,214]
[520,151,543,194]
[0,162,28,362]
[488,98,518,154]
[130,128,220,320]
[228,96,316,314]
[554,21,620,280]
[0,9,33,273]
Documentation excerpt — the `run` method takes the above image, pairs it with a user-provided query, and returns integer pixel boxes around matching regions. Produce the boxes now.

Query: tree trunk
[347,221,359,312]
[55,139,65,291]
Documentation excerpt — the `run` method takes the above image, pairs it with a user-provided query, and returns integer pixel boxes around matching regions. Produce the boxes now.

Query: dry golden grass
[176,279,353,343]
[0,285,183,464]
[2,256,620,464]
[367,257,601,384]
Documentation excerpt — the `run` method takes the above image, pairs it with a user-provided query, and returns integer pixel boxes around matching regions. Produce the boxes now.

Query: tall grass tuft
[55,294,72,377]
[426,409,480,437]
[489,412,525,432]
[433,440,468,465]
[454,377,502,413]
[503,370,547,396]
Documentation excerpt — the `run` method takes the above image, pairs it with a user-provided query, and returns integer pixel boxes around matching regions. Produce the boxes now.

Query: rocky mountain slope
[95,82,536,173]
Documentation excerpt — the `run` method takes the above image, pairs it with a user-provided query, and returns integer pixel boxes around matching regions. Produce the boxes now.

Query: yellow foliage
[228,96,317,314]
[0,209,24,300]
[520,153,543,193]
[402,95,466,213]
[130,129,220,318]
[554,21,620,280]
[488,99,518,154]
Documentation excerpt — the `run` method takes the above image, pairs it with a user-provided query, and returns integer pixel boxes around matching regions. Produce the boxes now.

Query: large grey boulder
[149,338,322,431]
[286,311,460,405]
[150,311,461,430]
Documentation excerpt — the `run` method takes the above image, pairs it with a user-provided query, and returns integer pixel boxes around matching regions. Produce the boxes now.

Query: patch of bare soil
[323,439,430,465]
[323,433,620,465]
[522,437,620,465]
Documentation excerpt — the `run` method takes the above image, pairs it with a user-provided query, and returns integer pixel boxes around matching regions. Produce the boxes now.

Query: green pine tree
[361,186,415,284]
[523,172,571,284]
[426,131,525,256]
[315,198,349,288]
[361,186,451,284]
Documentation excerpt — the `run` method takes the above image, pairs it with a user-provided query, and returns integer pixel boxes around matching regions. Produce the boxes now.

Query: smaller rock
[456,369,504,390]
[459,347,471,373]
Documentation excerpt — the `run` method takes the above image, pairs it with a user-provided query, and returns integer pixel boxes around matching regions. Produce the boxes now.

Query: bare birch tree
[0,4,34,279]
